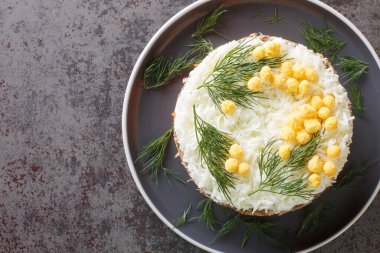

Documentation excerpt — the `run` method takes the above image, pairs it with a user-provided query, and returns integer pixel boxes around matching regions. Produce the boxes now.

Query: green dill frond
[192,7,227,38]
[196,199,217,230]
[241,229,251,248]
[348,82,365,116]
[265,8,285,24]
[335,160,378,188]
[136,128,183,184]
[172,204,192,227]
[189,37,213,57]
[241,217,284,248]
[249,135,321,199]
[297,203,334,237]
[143,53,196,89]
[301,22,345,63]
[199,39,285,112]
[193,106,235,201]
[143,7,224,89]
[212,213,240,243]
[339,56,369,83]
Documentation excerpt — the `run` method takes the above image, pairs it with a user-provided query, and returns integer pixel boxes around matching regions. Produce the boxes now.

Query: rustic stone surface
[0,0,378,252]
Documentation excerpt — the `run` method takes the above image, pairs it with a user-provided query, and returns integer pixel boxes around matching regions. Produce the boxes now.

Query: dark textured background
[0,0,379,252]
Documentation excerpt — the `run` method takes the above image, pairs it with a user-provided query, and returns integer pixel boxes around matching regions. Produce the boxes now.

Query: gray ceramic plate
[122,0,380,252]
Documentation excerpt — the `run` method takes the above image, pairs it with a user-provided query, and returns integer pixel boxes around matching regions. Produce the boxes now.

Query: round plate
[122,0,380,252]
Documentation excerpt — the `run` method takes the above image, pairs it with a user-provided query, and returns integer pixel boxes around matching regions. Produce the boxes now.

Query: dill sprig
[192,7,227,38]
[241,229,251,248]
[143,53,197,89]
[199,39,285,112]
[136,127,185,184]
[339,56,369,84]
[196,199,217,230]
[265,8,285,24]
[297,203,334,237]
[172,204,192,227]
[212,213,240,243]
[301,22,345,63]
[339,57,369,116]
[241,217,284,248]
[348,82,365,116]
[189,37,213,57]
[335,160,378,188]
[211,212,283,248]
[249,135,321,199]
[193,106,235,201]
[143,8,226,89]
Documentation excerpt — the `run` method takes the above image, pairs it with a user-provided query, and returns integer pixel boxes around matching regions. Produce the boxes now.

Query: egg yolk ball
[305,66,318,82]
[307,155,323,173]
[247,76,263,92]
[299,80,311,95]
[225,158,238,173]
[265,42,281,57]
[304,118,322,134]
[286,78,299,93]
[318,107,331,120]
[311,95,324,110]
[281,61,293,76]
[279,144,291,160]
[272,74,286,88]
[282,126,296,142]
[299,104,317,118]
[323,161,337,178]
[309,173,321,188]
[325,117,338,131]
[292,64,305,80]
[260,66,273,82]
[288,116,304,132]
[327,145,341,158]
[296,130,312,145]
[221,100,236,115]
[229,144,244,159]
[238,162,250,176]
[323,94,335,108]
[252,46,266,61]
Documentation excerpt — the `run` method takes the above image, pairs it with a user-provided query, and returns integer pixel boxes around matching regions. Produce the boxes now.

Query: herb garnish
[249,135,321,198]
[189,37,214,57]
[301,22,345,63]
[192,7,227,38]
[193,106,235,201]
[136,127,185,184]
[172,204,192,227]
[143,8,226,89]
[212,213,240,243]
[348,82,365,116]
[338,56,369,116]
[242,216,284,248]
[196,199,218,230]
[265,8,285,24]
[241,229,251,248]
[335,160,378,188]
[339,56,369,84]
[198,39,285,112]
[212,213,283,248]
[143,53,197,90]
[297,203,334,237]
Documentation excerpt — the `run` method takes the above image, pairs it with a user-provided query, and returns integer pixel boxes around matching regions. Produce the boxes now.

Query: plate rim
[122,0,380,252]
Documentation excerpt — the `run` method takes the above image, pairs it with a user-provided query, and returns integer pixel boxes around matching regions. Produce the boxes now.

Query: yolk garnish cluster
[221,41,341,188]
[224,144,250,176]
[271,60,340,188]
